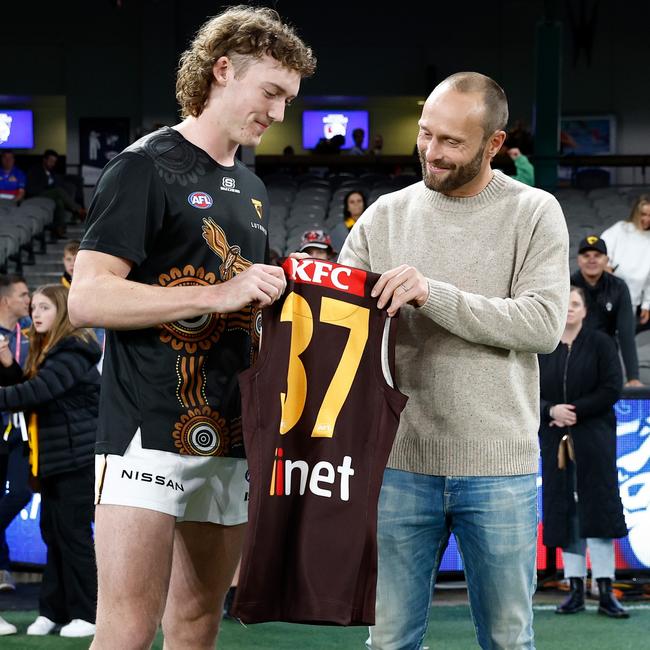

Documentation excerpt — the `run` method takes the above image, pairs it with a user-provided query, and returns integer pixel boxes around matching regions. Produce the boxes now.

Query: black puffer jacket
[538,327,627,547]
[0,335,101,478]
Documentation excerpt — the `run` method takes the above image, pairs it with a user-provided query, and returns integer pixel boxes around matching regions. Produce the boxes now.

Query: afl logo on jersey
[188,191,213,209]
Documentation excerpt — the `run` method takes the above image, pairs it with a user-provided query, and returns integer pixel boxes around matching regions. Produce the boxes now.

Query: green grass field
[1,605,648,649]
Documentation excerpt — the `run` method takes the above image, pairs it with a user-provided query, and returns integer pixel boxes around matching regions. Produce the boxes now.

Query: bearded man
[338,71,569,650]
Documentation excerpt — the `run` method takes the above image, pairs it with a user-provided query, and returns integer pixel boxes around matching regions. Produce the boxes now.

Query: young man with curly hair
[69,6,315,648]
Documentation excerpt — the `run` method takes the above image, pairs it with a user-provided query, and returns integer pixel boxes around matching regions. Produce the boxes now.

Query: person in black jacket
[539,286,629,619]
[570,234,641,386]
[0,284,101,638]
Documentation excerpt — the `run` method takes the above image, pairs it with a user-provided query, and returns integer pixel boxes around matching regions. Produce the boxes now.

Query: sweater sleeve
[418,196,570,353]
[616,284,639,381]
[0,347,94,412]
[572,335,622,421]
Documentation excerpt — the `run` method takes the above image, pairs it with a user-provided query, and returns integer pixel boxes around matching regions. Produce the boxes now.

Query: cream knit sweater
[338,171,569,476]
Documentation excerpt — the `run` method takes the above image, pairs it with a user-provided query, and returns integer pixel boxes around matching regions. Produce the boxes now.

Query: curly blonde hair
[176,5,316,118]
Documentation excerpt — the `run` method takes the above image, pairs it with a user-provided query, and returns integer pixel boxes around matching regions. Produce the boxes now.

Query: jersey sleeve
[80,152,165,265]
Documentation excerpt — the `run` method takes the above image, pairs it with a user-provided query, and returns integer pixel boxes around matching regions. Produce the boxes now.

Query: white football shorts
[95,428,248,525]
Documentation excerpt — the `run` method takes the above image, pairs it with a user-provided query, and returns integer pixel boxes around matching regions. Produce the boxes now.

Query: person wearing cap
[298,229,336,261]
[571,235,642,387]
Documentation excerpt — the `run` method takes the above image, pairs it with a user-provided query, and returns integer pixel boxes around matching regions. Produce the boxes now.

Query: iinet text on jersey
[269,448,355,501]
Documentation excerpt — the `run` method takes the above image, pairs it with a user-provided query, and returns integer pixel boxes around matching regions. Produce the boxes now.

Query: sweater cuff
[419,279,461,330]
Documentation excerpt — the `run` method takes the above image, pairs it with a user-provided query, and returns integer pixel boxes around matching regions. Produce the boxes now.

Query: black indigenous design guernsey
[80,127,269,457]
[233,257,408,625]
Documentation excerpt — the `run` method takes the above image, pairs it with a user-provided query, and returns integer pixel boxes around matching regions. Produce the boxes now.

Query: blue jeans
[368,469,538,650]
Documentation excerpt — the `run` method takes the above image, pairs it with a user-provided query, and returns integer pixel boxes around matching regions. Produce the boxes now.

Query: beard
[418,141,486,193]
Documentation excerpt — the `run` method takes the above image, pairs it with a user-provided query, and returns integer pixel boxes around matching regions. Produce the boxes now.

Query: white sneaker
[0,570,15,592]
[26,615,57,635]
[0,615,17,635]
[60,618,96,638]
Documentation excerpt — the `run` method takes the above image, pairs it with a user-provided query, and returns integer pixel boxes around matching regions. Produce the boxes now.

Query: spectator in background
[60,240,80,288]
[539,286,628,619]
[601,195,650,331]
[571,235,641,386]
[492,139,535,186]
[370,133,383,155]
[0,151,26,203]
[26,150,86,239]
[330,190,367,255]
[0,276,31,606]
[348,128,366,155]
[298,229,336,260]
[505,145,534,186]
[0,284,101,638]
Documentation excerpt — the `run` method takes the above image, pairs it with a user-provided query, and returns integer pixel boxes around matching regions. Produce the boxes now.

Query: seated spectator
[26,149,86,239]
[0,151,26,203]
[330,190,367,255]
[298,229,336,260]
[0,284,101,638]
[570,235,641,386]
[61,240,80,288]
[347,128,366,156]
[538,286,628,619]
[601,195,650,331]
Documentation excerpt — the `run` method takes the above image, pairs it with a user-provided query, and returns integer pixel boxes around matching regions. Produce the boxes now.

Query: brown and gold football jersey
[233,257,407,625]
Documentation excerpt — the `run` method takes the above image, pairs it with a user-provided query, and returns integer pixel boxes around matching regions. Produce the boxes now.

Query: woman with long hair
[330,189,367,255]
[0,284,101,638]
[601,195,650,329]
[539,286,628,618]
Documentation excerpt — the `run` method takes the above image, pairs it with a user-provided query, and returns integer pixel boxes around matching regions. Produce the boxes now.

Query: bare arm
[68,249,286,330]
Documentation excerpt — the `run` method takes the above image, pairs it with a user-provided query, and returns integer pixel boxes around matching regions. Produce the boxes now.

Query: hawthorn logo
[187,191,213,209]
[269,447,355,501]
[251,198,263,219]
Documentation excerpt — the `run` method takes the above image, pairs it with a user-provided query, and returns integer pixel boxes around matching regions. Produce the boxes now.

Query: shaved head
[433,72,508,136]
